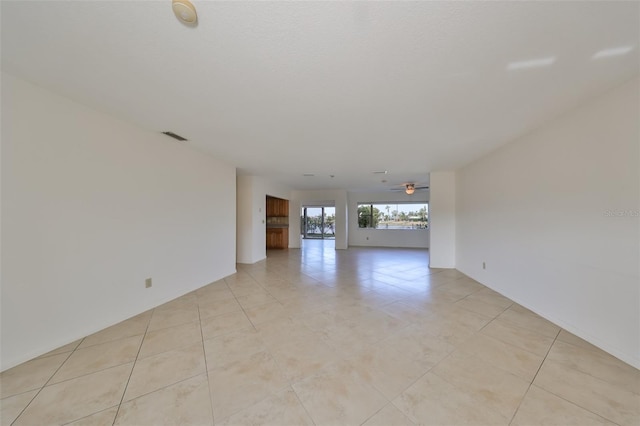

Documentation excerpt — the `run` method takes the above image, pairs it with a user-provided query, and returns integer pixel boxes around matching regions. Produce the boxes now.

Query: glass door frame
[301,206,335,239]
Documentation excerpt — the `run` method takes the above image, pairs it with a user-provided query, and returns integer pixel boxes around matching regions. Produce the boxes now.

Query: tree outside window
[358,203,428,229]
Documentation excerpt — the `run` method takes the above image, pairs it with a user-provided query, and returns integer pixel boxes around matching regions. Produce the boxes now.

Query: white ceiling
[2,1,638,191]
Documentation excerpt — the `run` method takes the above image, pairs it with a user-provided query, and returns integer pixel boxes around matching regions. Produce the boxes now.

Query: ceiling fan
[390,183,430,195]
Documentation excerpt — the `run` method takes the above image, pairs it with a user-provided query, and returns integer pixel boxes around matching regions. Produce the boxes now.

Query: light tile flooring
[2,241,639,425]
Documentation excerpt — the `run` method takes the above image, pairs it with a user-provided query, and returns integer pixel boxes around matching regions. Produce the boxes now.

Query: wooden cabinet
[266,228,289,250]
[266,196,289,217]
[266,196,289,249]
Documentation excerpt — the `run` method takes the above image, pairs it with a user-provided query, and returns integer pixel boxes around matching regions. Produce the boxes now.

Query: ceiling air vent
[162,131,188,141]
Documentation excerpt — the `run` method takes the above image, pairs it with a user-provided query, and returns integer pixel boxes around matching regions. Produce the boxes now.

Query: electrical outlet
[482,262,486,270]
[145,278,152,288]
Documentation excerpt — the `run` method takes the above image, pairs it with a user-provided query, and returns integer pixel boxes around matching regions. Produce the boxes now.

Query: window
[358,203,428,229]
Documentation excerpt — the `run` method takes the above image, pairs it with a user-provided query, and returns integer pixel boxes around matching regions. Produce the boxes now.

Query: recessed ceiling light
[592,46,634,59]
[507,57,556,71]
[172,0,198,26]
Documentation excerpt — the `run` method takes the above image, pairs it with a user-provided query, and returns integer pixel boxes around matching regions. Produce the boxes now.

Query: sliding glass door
[302,206,335,239]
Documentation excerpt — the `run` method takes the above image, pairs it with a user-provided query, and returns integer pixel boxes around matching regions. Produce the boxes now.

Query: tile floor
[1,241,639,425]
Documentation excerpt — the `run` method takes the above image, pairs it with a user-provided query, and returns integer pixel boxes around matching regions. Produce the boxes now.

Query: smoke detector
[172,0,198,26]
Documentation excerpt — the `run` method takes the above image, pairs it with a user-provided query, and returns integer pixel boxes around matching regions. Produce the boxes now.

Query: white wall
[348,191,429,248]
[456,77,640,368]
[429,172,456,267]
[236,175,292,263]
[236,175,256,264]
[1,73,237,371]
[291,190,348,249]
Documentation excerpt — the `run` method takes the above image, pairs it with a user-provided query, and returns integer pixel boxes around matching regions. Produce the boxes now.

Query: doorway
[301,206,335,240]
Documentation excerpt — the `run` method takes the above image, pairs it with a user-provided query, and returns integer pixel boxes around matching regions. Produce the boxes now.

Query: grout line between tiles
[110,311,153,426]
[507,328,561,425]
[224,278,260,333]
[375,346,457,418]
[26,355,143,391]
[523,336,632,426]
[115,372,207,413]
[210,369,290,424]
[59,404,118,426]
[522,383,624,426]
[196,295,216,425]
[475,315,554,361]
[9,346,78,426]
[289,384,318,426]
[359,400,417,426]
[137,324,202,361]
[358,403,388,426]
